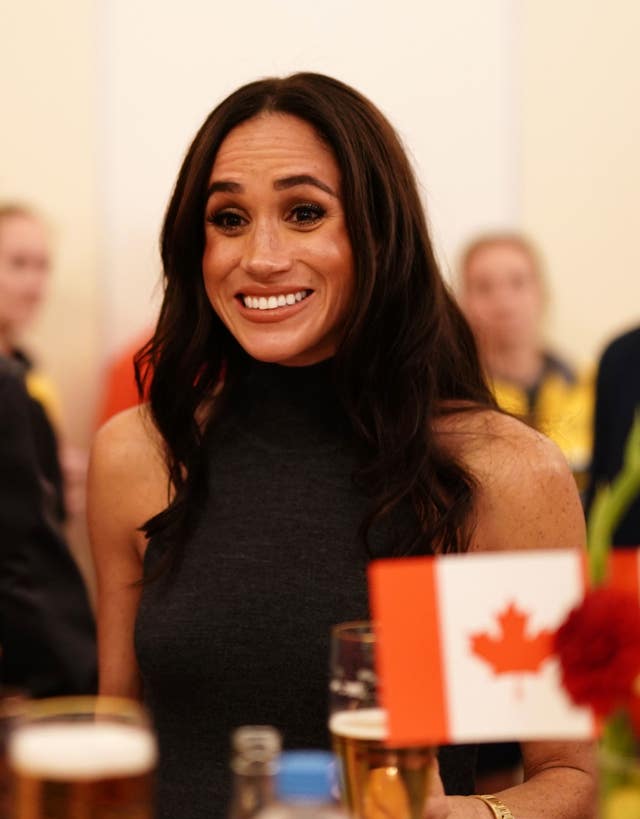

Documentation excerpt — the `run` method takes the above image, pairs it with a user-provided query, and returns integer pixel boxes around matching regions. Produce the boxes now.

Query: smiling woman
[88,73,596,819]
[202,114,353,367]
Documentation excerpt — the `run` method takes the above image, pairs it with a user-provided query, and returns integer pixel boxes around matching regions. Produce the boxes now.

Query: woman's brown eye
[289,204,325,224]
[208,211,245,230]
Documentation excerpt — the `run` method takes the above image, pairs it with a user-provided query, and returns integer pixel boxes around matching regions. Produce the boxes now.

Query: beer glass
[7,696,157,819]
[0,689,26,819]
[329,622,436,819]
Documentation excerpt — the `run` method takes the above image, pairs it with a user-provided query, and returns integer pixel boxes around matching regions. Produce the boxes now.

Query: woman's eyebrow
[207,180,243,198]
[273,175,337,197]
[206,174,337,200]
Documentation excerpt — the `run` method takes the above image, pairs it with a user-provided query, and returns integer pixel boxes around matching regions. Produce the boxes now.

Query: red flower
[628,694,640,735]
[554,587,640,717]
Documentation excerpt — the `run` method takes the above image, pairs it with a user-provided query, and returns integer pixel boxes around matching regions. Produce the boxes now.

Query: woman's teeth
[242,290,310,310]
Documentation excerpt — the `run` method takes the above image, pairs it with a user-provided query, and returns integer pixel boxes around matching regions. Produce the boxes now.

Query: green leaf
[588,411,640,586]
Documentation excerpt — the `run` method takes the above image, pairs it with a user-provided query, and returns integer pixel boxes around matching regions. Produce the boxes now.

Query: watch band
[471,794,515,818]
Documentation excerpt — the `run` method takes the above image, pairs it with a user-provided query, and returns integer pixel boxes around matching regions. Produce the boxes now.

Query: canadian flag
[368,549,597,746]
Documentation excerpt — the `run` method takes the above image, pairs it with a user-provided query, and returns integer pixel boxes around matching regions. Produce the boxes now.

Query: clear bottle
[227,725,282,819]
[256,751,348,819]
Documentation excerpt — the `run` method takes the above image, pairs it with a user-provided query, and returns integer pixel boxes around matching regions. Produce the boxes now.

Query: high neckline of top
[241,356,336,386]
[225,356,351,453]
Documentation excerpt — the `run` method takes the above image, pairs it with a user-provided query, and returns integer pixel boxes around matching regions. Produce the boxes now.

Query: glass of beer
[329,621,436,819]
[0,689,26,819]
[7,696,157,819]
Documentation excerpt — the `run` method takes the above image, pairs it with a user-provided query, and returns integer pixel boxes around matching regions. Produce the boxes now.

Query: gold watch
[471,794,515,818]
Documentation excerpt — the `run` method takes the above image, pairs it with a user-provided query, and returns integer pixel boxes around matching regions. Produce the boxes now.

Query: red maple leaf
[470,601,555,675]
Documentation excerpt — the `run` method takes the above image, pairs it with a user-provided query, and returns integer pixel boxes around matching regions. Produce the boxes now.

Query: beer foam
[329,708,388,741]
[8,722,157,780]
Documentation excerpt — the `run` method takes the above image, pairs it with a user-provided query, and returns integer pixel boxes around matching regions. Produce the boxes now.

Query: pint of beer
[0,689,26,819]
[7,697,157,819]
[329,623,435,819]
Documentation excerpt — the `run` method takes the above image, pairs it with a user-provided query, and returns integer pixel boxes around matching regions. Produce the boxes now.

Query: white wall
[100,0,520,353]
[2,0,100,444]
[521,0,640,363]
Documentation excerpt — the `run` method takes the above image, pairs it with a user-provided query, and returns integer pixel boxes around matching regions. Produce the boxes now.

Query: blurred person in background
[0,203,87,522]
[458,232,593,493]
[586,324,640,544]
[0,355,97,696]
[457,232,594,794]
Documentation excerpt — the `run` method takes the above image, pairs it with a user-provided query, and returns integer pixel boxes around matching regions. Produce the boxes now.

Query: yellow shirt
[491,357,594,489]
[24,369,63,430]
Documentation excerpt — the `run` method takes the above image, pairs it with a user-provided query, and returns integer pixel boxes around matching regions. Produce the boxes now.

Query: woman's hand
[423,762,495,818]
[423,760,451,819]
[424,794,451,819]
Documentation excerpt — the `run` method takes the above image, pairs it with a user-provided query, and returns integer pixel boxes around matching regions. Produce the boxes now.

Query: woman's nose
[241,221,293,278]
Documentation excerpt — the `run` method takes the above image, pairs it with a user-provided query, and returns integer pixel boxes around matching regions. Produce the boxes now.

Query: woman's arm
[87,406,167,699]
[432,739,596,818]
[433,411,598,818]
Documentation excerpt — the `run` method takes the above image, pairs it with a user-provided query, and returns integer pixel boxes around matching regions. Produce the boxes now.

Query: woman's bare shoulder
[436,406,564,471]
[89,405,169,542]
[93,404,164,468]
[437,408,586,553]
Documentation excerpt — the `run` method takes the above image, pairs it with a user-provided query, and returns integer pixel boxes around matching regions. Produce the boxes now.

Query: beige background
[2,0,100,446]
[2,0,639,453]
[521,0,640,366]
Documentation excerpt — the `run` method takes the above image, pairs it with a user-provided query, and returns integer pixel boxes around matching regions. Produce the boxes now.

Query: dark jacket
[0,357,97,696]
[586,326,640,545]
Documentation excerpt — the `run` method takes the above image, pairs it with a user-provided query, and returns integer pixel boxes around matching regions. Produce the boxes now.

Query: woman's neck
[227,356,349,451]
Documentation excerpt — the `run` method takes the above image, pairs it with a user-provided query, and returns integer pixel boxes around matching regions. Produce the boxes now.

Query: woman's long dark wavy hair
[136,72,496,568]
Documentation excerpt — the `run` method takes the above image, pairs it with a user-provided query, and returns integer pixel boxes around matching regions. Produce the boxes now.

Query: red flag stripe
[369,557,449,745]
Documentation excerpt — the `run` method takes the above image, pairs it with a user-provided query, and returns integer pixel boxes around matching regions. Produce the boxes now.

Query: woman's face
[202,113,354,367]
[0,214,50,345]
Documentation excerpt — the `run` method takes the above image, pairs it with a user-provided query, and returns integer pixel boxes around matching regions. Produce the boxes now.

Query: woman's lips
[240,288,312,310]
[235,289,314,321]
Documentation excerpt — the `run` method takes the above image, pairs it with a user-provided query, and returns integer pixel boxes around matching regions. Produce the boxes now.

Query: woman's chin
[239,341,333,368]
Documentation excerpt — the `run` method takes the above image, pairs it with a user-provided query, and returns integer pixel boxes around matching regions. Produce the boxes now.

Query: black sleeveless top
[135,361,476,819]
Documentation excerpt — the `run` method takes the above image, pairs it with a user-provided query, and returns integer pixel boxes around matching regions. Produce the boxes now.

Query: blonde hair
[0,202,37,222]
[0,203,44,236]
[458,231,547,291]
[0,203,51,249]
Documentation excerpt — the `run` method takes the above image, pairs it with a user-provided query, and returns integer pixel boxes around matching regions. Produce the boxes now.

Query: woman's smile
[237,287,313,315]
